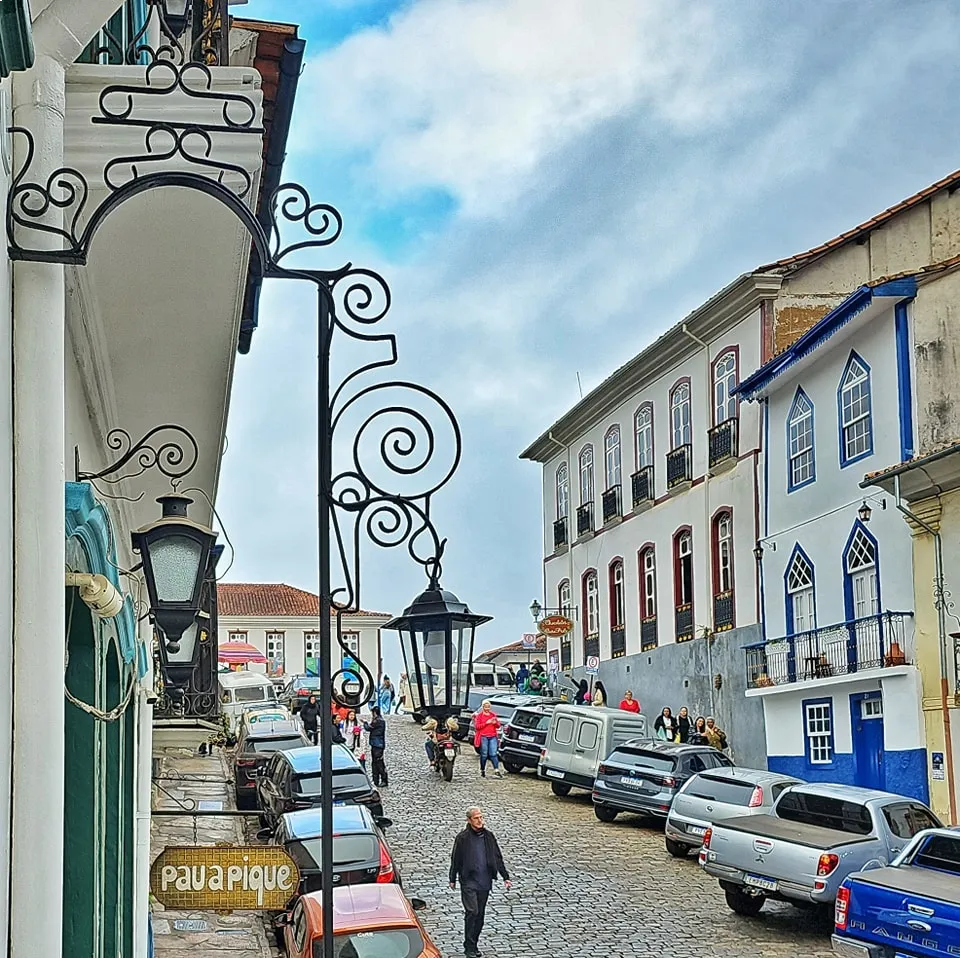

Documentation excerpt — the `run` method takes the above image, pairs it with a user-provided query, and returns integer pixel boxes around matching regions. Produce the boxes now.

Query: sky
[217,0,960,679]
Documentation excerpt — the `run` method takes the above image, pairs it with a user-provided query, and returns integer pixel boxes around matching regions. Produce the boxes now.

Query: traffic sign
[521,633,538,650]
[585,655,600,675]
[538,614,574,636]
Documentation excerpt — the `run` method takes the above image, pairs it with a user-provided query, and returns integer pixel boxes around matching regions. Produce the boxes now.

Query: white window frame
[559,580,571,617]
[670,382,692,449]
[585,572,599,637]
[556,462,569,520]
[611,561,625,628]
[227,630,247,643]
[641,549,656,620]
[788,390,815,490]
[604,426,621,490]
[861,697,883,719]
[715,512,733,594]
[846,528,878,620]
[634,404,653,470]
[266,631,285,675]
[304,631,320,663]
[579,445,595,506]
[713,351,738,425]
[677,531,693,606]
[804,701,834,765]
[787,551,816,634]
[839,354,873,465]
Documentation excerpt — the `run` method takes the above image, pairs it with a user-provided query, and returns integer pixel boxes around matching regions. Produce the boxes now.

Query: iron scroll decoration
[75,424,200,487]
[9,54,463,712]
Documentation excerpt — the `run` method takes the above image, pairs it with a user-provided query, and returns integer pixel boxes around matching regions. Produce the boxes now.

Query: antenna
[576,372,583,399]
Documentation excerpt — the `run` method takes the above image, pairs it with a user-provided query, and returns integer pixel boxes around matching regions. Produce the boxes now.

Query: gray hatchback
[592,740,733,823]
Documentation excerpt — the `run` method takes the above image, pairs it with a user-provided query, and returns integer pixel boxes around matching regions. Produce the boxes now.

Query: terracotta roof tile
[477,635,546,658]
[218,583,389,619]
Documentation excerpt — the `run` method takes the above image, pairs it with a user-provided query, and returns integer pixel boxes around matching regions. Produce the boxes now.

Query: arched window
[556,462,569,519]
[639,546,657,650]
[558,579,571,617]
[845,525,878,620]
[634,404,654,469]
[787,388,815,491]
[673,529,694,641]
[713,350,738,424]
[670,381,691,449]
[578,445,595,505]
[785,546,816,634]
[839,352,873,466]
[604,425,621,490]
[609,560,625,628]
[583,570,599,637]
[712,510,735,631]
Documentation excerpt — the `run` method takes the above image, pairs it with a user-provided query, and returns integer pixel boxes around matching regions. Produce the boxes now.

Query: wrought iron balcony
[576,502,594,537]
[611,627,626,658]
[708,418,739,469]
[584,636,600,660]
[745,611,914,689]
[602,486,622,524]
[631,466,654,508]
[666,445,693,489]
[675,603,693,642]
[713,590,734,632]
[641,618,658,651]
[553,517,568,550]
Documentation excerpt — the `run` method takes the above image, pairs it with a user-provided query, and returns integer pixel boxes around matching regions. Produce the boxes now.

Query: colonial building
[737,278,925,801]
[218,583,391,682]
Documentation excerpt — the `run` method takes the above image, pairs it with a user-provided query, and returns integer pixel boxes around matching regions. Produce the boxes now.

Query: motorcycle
[431,726,460,782]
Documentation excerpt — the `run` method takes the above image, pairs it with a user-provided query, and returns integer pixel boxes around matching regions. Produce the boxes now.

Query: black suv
[592,740,734,823]
[501,703,560,772]
[256,745,384,831]
[233,720,308,809]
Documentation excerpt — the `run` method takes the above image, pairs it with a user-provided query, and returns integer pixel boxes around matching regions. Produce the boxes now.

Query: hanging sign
[150,846,300,911]
[538,615,574,636]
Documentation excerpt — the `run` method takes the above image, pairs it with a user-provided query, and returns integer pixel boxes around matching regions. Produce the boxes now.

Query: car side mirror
[375,817,393,829]
[274,912,292,927]
[256,827,273,842]
[410,897,427,911]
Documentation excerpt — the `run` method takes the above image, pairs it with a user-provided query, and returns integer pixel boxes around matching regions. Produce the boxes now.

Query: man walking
[300,694,320,745]
[363,706,388,787]
[449,807,511,958]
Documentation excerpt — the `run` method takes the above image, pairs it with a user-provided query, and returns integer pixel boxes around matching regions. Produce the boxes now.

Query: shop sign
[150,845,300,911]
[538,615,574,636]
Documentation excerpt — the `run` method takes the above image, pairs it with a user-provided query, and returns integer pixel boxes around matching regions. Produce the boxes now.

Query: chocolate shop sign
[150,845,300,911]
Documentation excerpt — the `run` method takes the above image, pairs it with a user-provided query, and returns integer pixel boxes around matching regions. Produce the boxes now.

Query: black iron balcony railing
[745,611,914,689]
[584,636,600,660]
[640,618,658,651]
[708,419,739,469]
[631,466,654,508]
[602,486,622,524]
[561,640,572,671]
[675,603,693,642]
[611,627,626,658]
[576,502,594,537]
[553,517,568,550]
[713,590,734,632]
[666,445,692,489]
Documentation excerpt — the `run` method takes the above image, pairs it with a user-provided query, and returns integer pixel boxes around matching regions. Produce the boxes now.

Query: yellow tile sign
[150,845,300,911]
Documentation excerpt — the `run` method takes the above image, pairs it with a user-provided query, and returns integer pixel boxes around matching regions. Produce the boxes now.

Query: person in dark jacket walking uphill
[300,694,320,745]
[363,707,387,787]
[449,806,511,958]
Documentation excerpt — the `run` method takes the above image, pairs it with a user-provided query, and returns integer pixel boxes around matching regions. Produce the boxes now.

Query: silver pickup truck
[699,783,941,917]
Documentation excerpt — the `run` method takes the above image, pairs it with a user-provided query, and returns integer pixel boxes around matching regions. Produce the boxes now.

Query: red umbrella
[218,641,267,665]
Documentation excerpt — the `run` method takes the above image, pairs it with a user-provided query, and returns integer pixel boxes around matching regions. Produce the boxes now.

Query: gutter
[238,33,306,355]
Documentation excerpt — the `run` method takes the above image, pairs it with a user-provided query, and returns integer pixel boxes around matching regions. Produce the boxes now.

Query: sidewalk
[150,745,275,958]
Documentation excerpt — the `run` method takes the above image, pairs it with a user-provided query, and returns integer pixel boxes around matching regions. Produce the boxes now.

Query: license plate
[545,769,564,779]
[687,825,706,837]
[518,734,535,743]
[620,776,647,789]
[743,873,778,892]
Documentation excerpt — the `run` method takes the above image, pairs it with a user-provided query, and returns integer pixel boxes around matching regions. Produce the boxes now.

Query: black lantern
[131,494,217,653]
[153,0,192,38]
[384,582,491,721]
[858,500,872,523]
[529,599,542,623]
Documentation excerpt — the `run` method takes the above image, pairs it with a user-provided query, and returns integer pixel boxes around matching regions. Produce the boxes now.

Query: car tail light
[748,786,763,808]
[236,759,255,767]
[376,842,394,883]
[701,827,713,850]
[597,764,610,775]
[297,688,309,696]
[835,885,850,930]
[660,775,677,788]
[817,853,839,876]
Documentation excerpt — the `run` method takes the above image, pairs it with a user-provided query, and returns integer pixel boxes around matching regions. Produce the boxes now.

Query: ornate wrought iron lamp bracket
[75,424,200,488]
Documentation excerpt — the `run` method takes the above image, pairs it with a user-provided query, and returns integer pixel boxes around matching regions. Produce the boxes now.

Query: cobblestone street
[375,714,834,958]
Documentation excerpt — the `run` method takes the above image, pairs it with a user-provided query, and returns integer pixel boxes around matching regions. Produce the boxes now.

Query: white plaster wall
[761,302,914,636]
[882,669,925,752]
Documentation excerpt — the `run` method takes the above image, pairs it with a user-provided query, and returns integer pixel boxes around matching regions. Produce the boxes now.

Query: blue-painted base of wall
[769,749,929,805]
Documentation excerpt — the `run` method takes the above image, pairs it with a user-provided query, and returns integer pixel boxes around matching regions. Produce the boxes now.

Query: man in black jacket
[449,807,511,958]
[300,694,320,745]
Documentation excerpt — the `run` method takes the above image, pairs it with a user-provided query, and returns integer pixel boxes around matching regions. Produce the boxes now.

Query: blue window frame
[784,543,816,636]
[802,697,835,766]
[786,388,815,491]
[842,520,881,631]
[838,351,873,467]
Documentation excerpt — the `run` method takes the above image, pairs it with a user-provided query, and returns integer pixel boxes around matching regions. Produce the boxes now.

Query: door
[546,713,577,773]
[852,694,884,790]
[571,717,603,780]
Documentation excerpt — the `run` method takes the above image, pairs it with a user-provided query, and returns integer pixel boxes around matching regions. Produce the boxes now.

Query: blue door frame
[850,692,884,791]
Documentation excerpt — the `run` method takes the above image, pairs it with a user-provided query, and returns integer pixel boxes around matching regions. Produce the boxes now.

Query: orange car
[279,883,441,958]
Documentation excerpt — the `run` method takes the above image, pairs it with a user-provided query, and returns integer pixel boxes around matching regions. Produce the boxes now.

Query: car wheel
[664,837,688,858]
[503,762,523,774]
[594,805,618,823]
[724,888,765,917]
[550,781,571,797]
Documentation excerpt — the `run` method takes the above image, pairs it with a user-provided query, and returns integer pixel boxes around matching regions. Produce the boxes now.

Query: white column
[133,684,154,958]
[10,52,67,958]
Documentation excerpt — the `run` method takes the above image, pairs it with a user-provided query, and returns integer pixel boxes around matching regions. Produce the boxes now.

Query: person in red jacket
[473,700,503,778]
[619,689,641,713]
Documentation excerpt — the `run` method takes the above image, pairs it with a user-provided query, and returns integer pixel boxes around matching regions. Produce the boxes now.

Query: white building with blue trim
[737,278,927,801]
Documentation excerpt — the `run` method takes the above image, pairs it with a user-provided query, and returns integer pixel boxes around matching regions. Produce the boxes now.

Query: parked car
[409,664,516,722]
[664,767,803,857]
[218,672,279,733]
[833,826,960,957]
[699,783,941,916]
[458,693,561,742]
[592,740,734,823]
[500,703,562,773]
[279,675,323,714]
[278,885,440,958]
[538,705,648,796]
[256,745,384,831]
[233,719,309,809]
[238,703,293,733]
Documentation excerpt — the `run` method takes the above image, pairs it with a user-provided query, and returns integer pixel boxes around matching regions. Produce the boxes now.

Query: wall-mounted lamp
[529,599,542,622]
[753,543,763,562]
[858,500,872,523]
[65,572,125,619]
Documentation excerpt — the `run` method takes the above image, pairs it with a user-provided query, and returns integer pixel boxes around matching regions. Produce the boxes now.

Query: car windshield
[235,687,272,703]
[608,748,677,773]
[511,710,550,731]
[249,737,304,753]
[295,771,370,797]
[776,792,873,835]
[684,775,757,805]
[321,929,424,958]
[288,835,380,869]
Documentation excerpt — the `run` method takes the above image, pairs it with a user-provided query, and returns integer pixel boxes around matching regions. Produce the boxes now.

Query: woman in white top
[592,681,607,707]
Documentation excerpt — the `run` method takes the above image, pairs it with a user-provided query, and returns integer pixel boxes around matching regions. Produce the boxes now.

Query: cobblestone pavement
[368,714,834,958]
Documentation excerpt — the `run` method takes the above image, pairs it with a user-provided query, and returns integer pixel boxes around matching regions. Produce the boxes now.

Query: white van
[218,672,279,733]
[538,704,648,797]
[407,663,514,719]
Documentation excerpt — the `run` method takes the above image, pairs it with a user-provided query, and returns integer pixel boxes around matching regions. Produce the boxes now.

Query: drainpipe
[893,474,957,823]
[681,324,715,718]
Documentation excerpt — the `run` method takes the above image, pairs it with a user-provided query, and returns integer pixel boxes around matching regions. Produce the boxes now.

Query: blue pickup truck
[832,827,960,958]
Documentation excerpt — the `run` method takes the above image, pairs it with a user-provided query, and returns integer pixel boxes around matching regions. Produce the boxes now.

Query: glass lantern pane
[448,624,475,708]
[149,534,202,603]
[421,629,448,673]
[165,622,198,663]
